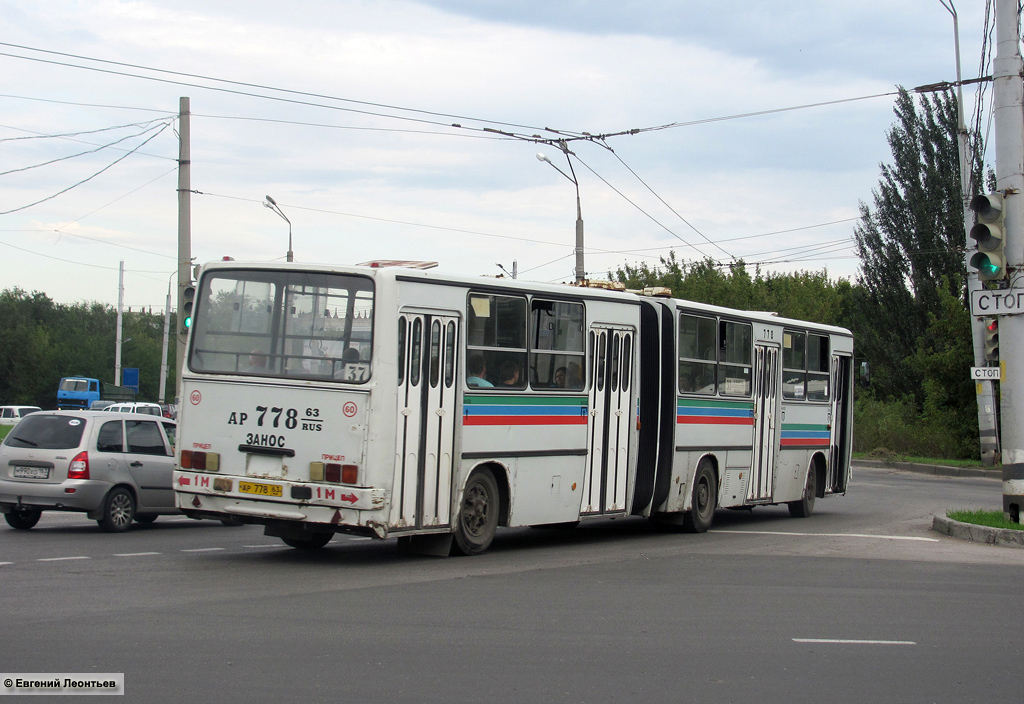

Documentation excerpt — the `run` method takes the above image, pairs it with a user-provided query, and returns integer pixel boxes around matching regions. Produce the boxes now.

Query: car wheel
[5,508,42,530]
[98,487,136,533]
[281,533,333,549]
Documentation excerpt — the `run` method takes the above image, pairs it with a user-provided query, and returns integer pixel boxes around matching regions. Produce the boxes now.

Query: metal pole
[175,97,192,404]
[941,0,1001,464]
[993,0,1024,519]
[158,277,171,404]
[115,260,124,386]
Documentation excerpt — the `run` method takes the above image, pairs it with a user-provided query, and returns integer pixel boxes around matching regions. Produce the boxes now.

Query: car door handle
[130,461,143,467]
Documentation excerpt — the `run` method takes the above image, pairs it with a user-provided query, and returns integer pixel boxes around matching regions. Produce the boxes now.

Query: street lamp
[537,150,585,284]
[264,195,293,262]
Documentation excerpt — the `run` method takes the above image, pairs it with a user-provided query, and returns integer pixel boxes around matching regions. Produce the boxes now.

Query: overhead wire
[0,121,170,177]
[0,120,172,215]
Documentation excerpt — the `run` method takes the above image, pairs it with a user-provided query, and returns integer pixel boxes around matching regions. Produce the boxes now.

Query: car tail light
[68,451,89,479]
[181,450,219,472]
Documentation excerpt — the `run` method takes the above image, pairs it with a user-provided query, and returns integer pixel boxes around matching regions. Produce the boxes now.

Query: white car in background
[0,406,42,426]
[105,402,163,417]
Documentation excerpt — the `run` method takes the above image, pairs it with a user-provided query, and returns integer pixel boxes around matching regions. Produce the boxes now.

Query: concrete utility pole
[993,0,1024,520]
[941,0,1001,464]
[175,97,192,402]
[115,260,124,386]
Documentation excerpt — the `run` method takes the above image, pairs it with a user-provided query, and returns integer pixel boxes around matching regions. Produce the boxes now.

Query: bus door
[828,354,853,493]
[582,327,633,515]
[748,343,780,503]
[391,313,460,530]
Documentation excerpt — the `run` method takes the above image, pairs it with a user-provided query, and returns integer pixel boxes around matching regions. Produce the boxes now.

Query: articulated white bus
[173,261,853,554]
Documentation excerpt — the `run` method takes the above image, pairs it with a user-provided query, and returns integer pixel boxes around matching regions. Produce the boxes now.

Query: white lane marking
[180,547,225,553]
[114,552,161,557]
[711,530,939,542]
[0,561,12,566]
[243,544,287,549]
[37,556,90,562]
[794,639,916,645]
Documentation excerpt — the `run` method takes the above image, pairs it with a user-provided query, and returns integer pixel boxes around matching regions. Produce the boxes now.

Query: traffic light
[180,283,196,333]
[969,193,1007,281]
[984,317,999,365]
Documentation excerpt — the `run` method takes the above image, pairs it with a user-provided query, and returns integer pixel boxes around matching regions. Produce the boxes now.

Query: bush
[854,394,976,460]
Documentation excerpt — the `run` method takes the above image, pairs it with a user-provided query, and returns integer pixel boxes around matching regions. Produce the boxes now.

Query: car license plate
[238,480,282,497]
[13,466,49,479]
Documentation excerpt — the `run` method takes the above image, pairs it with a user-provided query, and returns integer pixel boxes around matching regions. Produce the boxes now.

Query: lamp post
[537,150,585,284]
[264,195,293,262]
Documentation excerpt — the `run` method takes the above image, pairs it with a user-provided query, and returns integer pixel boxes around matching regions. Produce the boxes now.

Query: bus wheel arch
[788,454,824,518]
[452,465,503,556]
[682,456,718,533]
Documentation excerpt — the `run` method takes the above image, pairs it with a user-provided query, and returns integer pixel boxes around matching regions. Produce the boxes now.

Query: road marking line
[114,552,161,557]
[711,530,939,542]
[0,561,12,566]
[794,639,916,645]
[243,544,286,549]
[180,547,225,552]
[37,556,90,562]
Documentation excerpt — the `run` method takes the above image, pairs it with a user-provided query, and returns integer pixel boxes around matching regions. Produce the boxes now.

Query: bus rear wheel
[788,463,817,518]
[453,468,499,556]
[282,533,333,550]
[682,460,716,533]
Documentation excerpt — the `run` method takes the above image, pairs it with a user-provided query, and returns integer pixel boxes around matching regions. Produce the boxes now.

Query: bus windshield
[188,269,374,383]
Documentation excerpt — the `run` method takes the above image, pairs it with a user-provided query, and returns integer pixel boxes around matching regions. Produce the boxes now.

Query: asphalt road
[1,465,1021,703]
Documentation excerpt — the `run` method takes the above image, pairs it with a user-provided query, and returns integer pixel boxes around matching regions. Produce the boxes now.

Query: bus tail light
[68,451,89,479]
[310,462,358,484]
[181,450,220,472]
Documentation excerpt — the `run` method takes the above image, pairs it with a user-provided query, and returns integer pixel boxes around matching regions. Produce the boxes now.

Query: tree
[852,87,979,402]
[852,87,983,457]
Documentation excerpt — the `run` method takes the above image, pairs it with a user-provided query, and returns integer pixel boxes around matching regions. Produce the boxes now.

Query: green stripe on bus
[464,395,588,406]
[676,398,754,409]
[782,423,829,431]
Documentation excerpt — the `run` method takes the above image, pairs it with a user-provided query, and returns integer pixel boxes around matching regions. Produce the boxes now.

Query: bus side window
[429,320,441,388]
[718,320,752,397]
[444,321,456,388]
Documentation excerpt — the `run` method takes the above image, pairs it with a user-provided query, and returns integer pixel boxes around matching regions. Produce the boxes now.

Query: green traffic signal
[969,193,1007,282]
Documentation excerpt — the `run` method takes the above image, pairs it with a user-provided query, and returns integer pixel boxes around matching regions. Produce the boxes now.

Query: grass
[0,425,10,442]
[851,450,987,466]
[947,509,1024,531]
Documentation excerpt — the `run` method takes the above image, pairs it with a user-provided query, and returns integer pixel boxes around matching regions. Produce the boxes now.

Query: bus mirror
[859,360,870,387]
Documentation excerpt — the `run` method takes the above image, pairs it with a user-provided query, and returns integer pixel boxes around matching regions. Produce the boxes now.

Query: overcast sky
[0,0,994,310]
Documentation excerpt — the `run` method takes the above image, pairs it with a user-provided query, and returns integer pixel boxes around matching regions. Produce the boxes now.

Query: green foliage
[612,252,852,326]
[852,394,972,459]
[0,288,175,408]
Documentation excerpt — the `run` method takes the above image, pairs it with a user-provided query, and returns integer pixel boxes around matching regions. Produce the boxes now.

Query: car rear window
[4,415,86,449]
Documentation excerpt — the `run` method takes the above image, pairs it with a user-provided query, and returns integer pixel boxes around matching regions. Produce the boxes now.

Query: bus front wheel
[453,469,499,556]
[682,460,716,533]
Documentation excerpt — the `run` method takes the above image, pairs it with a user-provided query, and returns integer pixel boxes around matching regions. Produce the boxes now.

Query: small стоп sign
[971,366,1001,381]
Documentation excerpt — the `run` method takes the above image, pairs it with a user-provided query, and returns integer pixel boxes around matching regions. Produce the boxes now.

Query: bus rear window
[188,270,374,383]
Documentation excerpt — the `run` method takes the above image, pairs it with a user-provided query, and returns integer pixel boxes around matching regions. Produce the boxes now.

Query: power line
[0,121,171,215]
[0,121,170,177]
[0,116,169,143]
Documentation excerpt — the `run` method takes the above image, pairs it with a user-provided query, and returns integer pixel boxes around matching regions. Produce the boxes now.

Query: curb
[852,458,1001,480]
[931,515,1024,548]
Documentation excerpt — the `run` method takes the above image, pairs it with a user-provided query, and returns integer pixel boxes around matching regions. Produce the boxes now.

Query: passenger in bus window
[498,360,520,387]
[553,367,566,387]
[467,353,493,387]
[566,362,584,390]
[245,350,268,373]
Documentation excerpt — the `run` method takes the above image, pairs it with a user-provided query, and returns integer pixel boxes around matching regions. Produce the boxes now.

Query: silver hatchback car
[0,410,179,532]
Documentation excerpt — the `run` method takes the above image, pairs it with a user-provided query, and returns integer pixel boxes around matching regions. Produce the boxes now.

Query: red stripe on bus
[780,438,830,446]
[463,416,589,426]
[676,416,754,426]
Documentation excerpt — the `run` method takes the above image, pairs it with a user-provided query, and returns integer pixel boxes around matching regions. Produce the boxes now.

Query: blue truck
[56,377,136,410]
